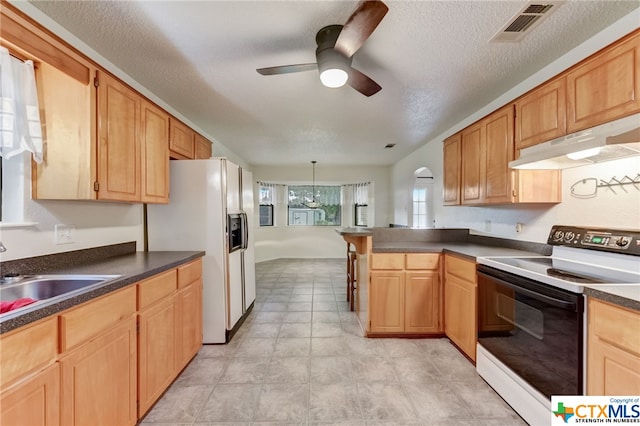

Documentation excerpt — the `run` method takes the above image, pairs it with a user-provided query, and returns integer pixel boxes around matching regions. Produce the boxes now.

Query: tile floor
[140,258,527,426]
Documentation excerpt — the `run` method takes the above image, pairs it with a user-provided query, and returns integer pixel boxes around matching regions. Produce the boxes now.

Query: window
[353,182,369,227]
[412,186,428,228]
[412,167,433,228]
[259,205,273,226]
[354,204,368,226]
[288,185,341,226]
[258,182,276,227]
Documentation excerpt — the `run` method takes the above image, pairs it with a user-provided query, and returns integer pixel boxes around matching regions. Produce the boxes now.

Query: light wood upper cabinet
[141,100,170,203]
[1,7,97,201]
[169,118,196,159]
[515,76,567,150]
[195,134,213,159]
[461,106,514,205]
[567,31,640,133]
[457,105,561,205]
[484,106,514,204]
[461,121,483,205]
[587,298,640,395]
[96,72,169,203]
[443,133,461,206]
[97,70,142,202]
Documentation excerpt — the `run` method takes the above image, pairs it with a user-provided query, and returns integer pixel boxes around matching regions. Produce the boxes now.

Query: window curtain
[0,46,43,163]
[258,182,276,204]
[354,182,369,204]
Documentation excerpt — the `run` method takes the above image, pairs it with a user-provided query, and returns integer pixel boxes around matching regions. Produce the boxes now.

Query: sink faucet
[0,241,5,252]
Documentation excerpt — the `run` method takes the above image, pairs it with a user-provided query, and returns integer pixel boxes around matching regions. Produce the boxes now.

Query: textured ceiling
[27,0,640,167]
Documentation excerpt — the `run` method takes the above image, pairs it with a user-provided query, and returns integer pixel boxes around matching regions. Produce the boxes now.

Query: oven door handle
[477,271,578,310]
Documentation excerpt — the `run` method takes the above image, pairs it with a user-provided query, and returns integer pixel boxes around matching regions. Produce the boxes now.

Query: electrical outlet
[55,224,75,245]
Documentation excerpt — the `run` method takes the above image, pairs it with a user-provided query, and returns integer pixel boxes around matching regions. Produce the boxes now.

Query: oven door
[476,264,584,399]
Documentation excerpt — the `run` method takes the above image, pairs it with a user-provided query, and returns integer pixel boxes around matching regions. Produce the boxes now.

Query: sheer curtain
[0,46,43,163]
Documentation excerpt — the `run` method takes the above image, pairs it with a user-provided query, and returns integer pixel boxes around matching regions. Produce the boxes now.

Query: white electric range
[475,225,640,426]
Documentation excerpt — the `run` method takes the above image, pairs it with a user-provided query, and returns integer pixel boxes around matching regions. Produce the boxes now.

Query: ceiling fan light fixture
[320,67,349,88]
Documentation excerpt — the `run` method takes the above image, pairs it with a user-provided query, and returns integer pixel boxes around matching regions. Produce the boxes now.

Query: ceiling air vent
[491,2,562,43]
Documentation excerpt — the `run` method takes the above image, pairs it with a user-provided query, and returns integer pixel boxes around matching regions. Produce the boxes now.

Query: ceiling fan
[256,0,388,97]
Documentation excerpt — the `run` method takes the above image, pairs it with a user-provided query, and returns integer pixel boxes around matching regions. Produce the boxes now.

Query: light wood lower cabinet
[60,316,137,426]
[370,270,405,333]
[0,258,203,426]
[138,296,178,417]
[367,253,442,335]
[177,279,203,367]
[587,298,640,395]
[0,363,60,426]
[444,254,477,361]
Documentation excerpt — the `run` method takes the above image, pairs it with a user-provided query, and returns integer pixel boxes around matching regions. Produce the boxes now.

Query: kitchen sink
[0,274,121,303]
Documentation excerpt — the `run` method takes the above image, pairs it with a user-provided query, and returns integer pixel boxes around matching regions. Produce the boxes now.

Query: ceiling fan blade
[334,0,388,58]
[348,67,381,97]
[256,63,318,75]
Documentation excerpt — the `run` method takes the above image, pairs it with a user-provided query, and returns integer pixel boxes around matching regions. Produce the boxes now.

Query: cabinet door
[0,363,60,426]
[169,118,195,159]
[1,7,97,201]
[141,100,169,204]
[96,71,141,202]
[443,133,461,205]
[587,299,640,395]
[567,31,640,133]
[60,317,137,426]
[369,271,404,333]
[138,296,178,417]
[461,122,483,204]
[444,274,477,361]
[195,134,212,159]
[483,105,514,204]
[405,271,441,333]
[177,279,203,369]
[515,77,566,150]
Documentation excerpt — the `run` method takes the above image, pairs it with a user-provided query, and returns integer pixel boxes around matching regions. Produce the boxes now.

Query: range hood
[510,113,640,169]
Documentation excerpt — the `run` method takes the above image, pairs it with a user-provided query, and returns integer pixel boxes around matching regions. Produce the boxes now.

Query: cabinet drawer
[0,317,57,387]
[444,255,476,284]
[406,253,440,270]
[177,258,203,289]
[370,253,405,270]
[589,299,640,356]
[138,269,177,308]
[60,286,136,351]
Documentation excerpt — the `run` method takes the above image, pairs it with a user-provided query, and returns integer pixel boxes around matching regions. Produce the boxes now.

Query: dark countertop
[0,250,204,334]
[583,286,640,312]
[372,241,541,260]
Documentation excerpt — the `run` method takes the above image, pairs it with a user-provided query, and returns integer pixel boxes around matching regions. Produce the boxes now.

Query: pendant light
[305,160,321,209]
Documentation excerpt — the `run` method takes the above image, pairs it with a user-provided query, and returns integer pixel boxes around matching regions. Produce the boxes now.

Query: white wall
[391,11,640,243]
[0,153,144,261]
[253,164,390,262]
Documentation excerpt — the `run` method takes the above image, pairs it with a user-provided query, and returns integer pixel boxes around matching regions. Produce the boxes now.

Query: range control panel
[548,225,640,256]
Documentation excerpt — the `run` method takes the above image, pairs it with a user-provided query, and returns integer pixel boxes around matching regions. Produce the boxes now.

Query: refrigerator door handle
[241,212,249,250]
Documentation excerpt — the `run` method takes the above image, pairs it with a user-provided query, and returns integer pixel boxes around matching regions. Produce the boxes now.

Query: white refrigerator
[147,158,256,343]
